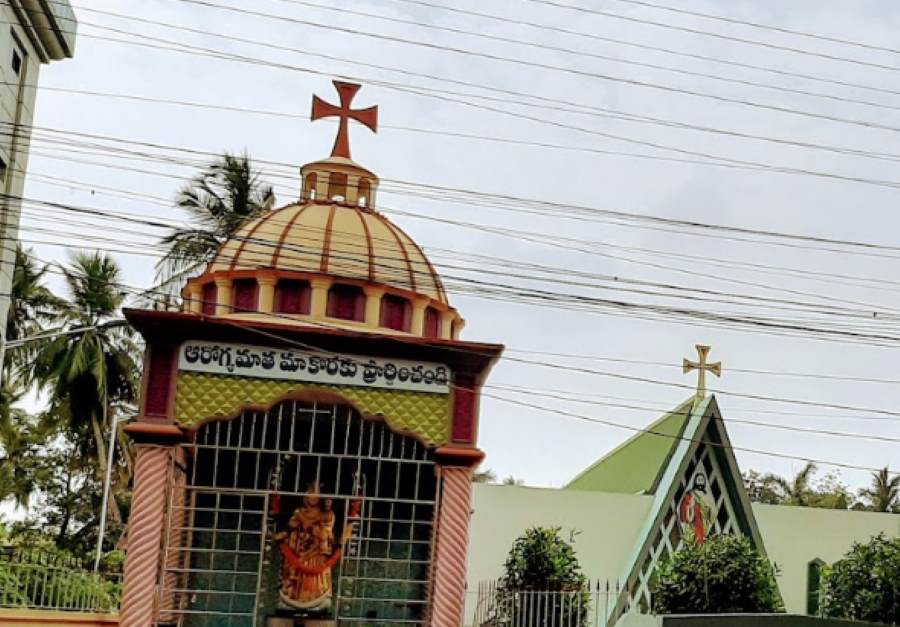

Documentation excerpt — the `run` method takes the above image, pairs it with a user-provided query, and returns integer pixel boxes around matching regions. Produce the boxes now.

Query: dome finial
[311,80,378,160]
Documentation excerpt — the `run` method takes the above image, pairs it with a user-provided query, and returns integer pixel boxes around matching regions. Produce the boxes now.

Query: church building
[119,80,502,626]
[464,346,900,626]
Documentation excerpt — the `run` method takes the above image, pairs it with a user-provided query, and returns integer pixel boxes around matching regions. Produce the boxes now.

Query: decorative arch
[183,386,435,450]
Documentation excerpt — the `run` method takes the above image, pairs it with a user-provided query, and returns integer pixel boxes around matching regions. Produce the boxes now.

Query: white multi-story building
[0,1,76,369]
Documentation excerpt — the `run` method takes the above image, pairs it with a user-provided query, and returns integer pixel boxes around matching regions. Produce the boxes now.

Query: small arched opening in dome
[232,278,259,313]
[274,279,311,315]
[357,178,371,208]
[423,306,440,338]
[201,282,217,316]
[327,172,348,202]
[380,294,411,332]
[303,172,318,201]
[327,283,365,322]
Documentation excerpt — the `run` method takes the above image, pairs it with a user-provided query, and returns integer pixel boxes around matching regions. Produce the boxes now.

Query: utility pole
[95,411,130,573]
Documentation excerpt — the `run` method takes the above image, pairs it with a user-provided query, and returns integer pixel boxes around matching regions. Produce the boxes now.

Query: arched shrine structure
[119,80,502,627]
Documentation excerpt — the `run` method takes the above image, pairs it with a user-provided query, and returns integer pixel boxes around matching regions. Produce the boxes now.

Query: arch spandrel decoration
[173,371,451,446]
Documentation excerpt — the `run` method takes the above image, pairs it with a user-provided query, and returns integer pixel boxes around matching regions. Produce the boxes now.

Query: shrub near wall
[487,527,590,627]
[821,534,900,625]
[652,535,783,615]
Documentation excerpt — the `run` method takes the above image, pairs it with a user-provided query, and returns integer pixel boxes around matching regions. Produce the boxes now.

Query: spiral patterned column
[120,445,172,627]
[159,447,187,623]
[430,465,474,627]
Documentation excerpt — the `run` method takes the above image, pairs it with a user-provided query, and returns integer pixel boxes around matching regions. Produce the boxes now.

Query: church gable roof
[565,399,694,494]
[607,395,772,623]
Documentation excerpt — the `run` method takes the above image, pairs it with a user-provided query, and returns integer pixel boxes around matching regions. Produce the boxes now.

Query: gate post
[120,424,183,627]
[430,447,484,627]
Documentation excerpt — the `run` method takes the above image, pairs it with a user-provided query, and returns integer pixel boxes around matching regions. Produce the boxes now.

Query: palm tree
[769,462,818,506]
[155,152,275,292]
[29,252,140,525]
[5,246,64,378]
[858,467,900,512]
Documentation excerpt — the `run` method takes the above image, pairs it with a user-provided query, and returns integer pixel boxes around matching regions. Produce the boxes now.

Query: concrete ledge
[0,609,118,626]
[660,614,885,627]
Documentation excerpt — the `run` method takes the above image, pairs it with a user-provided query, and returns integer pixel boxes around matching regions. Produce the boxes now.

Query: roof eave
[123,308,505,376]
[18,0,77,61]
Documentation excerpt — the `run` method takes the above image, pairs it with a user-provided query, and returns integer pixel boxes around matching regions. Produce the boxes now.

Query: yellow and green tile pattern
[174,372,451,446]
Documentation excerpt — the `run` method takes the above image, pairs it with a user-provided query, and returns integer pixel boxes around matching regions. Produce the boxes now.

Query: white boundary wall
[466,484,900,624]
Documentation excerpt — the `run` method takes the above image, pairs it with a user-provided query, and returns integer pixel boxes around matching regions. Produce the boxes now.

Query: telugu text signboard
[178,340,451,394]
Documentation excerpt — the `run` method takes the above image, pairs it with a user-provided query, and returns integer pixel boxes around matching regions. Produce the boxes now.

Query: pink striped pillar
[120,445,172,627]
[430,465,475,627]
[159,447,188,622]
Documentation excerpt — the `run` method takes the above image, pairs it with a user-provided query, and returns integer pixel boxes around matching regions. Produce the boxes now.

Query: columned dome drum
[181,93,461,340]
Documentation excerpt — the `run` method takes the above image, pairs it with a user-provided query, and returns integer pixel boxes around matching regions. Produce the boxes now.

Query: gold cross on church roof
[683,344,722,402]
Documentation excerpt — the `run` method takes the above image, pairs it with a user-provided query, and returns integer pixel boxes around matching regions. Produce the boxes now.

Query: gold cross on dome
[311,80,378,160]
[683,344,722,401]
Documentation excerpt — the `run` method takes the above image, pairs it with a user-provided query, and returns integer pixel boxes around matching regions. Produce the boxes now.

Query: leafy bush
[652,535,783,614]
[486,527,590,626]
[821,533,900,625]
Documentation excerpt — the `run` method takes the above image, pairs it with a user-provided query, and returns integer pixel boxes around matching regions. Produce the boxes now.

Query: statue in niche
[273,483,357,612]
[678,472,715,544]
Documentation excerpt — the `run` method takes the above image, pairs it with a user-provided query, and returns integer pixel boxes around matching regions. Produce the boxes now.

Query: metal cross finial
[683,344,722,401]
[311,80,378,160]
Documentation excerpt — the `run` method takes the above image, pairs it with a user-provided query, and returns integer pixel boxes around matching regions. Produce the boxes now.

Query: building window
[232,279,258,312]
[807,559,825,615]
[11,50,21,75]
[327,284,365,321]
[380,294,411,331]
[424,306,440,338]
[201,283,217,316]
[274,279,311,314]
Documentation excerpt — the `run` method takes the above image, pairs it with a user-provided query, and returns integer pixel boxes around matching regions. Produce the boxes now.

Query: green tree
[743,470,784,505]
[4,246,63,377]
[487,527,589,626]
[858,468,900,513]
[806,471,853,510]
[473,469,496,484]
[156,152,275,291]
[0,385,46,507]
[821,534,900,624]
[29,252,140,526]
[652,535,783,614]
[744,464,851,510]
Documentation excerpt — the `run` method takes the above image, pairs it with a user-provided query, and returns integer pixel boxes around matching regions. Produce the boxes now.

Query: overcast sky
[27,0,900,490]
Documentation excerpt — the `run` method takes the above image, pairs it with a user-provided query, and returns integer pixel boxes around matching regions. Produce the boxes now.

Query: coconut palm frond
[155,152,276,290]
